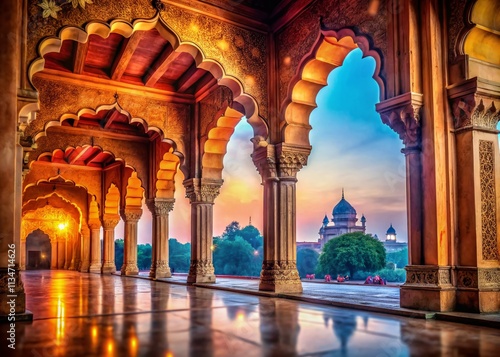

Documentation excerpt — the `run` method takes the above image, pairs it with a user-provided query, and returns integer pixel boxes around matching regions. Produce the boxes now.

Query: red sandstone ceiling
[42,28,215,95]
[37,145,117,169]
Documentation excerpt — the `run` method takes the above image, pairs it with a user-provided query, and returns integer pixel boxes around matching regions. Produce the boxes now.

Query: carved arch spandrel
[28,15,268,141]
[281,28,385,148]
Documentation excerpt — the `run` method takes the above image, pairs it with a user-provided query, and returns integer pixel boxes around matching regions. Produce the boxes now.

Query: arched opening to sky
[297,48,407,243]
[214,118,263,237]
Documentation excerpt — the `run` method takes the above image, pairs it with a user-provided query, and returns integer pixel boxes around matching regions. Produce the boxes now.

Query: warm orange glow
[56,295,65,346]
[58,222,66,230]
[245,75,255,86]
[166,352,174,357]
[216,39,229,52]
[283,56,291,66]
[367,0,380,16]
[92,326,98,338]
[210,245,215,251]
[236,311,245,322]
[190,23,199,32]
[107,341,114,354]
[130,336,138,352]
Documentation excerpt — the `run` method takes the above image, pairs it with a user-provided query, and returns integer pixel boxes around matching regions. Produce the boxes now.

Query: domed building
[319,190,366,248]
[383,224,408,252]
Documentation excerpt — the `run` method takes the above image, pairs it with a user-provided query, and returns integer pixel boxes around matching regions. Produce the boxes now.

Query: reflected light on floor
[56,295,65,346]
[130,336,138,355]
[107,341,114,354]
[166,352,174,357]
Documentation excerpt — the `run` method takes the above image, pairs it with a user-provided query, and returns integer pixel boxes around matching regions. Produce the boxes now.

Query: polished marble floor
[4,270,500,357]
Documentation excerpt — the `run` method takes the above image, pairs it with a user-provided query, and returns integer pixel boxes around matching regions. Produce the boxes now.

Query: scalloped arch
[156,150,180,199]
[126,171,145,208]
[29,15,268,140]
[202,106,244,180]
[281,28,385,147]
[22,192,82,227]
[104,183,120,216]
[23,174,89,194]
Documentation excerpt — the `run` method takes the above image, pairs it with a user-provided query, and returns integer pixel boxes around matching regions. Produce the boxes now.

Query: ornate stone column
[378,92,455,311]
[64,237,71,270]
[147,198,175,279]
[253,144,309,293]
[184,178,222,284]
[120,209,142,276]
[50,240,58,269]
[20,239,26,270]
[0,0,27,318]
[89,221,102,274]
[101,215,120,273]
[68,233,78,270]
[449,79,500,312]
[80,228,91,272]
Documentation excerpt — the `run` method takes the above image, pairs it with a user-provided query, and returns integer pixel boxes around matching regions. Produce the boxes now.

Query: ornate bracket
[276,144,310,179]
[120,209,143,222]
[252,145,278,181]
[448,78,500,131]
[146,198,175,215]
[183,178,223,204]
[376,92,423,149]
[88,220,101,230]
[101,214,120,230]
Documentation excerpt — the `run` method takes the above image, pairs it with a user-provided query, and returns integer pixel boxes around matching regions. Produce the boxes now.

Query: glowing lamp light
[58,222,67,231]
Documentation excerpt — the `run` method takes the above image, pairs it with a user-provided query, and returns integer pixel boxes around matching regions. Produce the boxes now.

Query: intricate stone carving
[188,260,215,277]
[121,209,142,222]
[150,261,171,278]
[146,198,175,216]
[121,261,139,275]
[478,268,500,289]
[101,216,120,230]
[88,220,101,230]
[377,92,423,148]
[259,260,301,283]
[451,93,500,130]
[278,151,308,178]
[404,265,452,287]
[479,140,499,261]
[184,178,222,204]
[456,267,479,289]
[252,145,278,181]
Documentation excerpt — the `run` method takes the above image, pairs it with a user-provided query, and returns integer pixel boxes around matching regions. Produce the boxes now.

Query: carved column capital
[183,178,223,204]
[377,92,423,149]
[252,145,278,181]
[146,198,175,215]
[88,220,101,230]
[276,143,310,179]
[448,78,500,131]
[120,209,143,222]
[101,214,120,230]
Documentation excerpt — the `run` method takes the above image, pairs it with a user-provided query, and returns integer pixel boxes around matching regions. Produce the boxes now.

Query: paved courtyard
[5,270,500,356]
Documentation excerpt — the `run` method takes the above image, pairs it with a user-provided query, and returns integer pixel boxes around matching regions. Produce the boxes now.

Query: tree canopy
[297,248,319,278]
[386,247,408,268]
[316,232,386,277]
[169,238,191,273]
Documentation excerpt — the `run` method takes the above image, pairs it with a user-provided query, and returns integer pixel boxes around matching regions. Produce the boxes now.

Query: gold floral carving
[479,140,499,261]
[456,267,500,289]
[377,92,423,148]
[184,178,223,204]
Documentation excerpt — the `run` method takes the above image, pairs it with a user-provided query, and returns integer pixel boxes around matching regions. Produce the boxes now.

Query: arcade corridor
[6,271,500,356]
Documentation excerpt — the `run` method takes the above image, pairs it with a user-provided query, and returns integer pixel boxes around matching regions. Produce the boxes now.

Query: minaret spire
[342,187,344,199]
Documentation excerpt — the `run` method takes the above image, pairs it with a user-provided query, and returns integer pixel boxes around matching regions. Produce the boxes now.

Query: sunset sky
[134,48,408,245]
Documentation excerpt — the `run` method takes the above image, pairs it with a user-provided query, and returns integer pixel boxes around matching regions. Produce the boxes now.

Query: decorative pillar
[79,229,90,272]
[50,240,58,269]
[89,221,102,274]
[147,198,175,279]
[378,92,455,311]
[184,178,222,284]
[64,237,71,270]
[120,209,142,276]
[68,233,78,270]
[253,144,309,293]
[449,79,500,312]
[20,239,26,270]
[101,215,120,273]
[57,237,65,269]
[0,0,27,317]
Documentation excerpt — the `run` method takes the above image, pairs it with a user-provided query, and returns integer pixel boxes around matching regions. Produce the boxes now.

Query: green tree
[213,236,262,276]
[169,238,191,273]
[115,239,124,271]
[221,221,241,241]
[316,232,386,277]
[297,248,319,278]
[386,247,408,268]
[238,225,263,249]
[137,243,152,271]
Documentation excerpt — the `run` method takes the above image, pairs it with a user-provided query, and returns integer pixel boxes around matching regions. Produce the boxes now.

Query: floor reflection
[5,270,500,357]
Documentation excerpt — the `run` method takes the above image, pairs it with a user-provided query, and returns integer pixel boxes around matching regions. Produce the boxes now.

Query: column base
[101,263,116,274]
[258,261,303,294]
[121,263,139,276]
[149,262,171,279]
[400,265,455,311]
[89,264,101,274]
[0,269,28,319]
[187,260,215,284]
[456,266,500,313]
[79,264,89,273]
